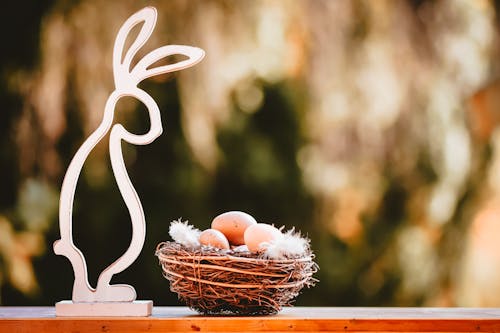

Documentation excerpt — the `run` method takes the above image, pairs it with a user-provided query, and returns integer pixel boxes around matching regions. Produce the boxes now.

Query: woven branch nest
[156,241,318,315]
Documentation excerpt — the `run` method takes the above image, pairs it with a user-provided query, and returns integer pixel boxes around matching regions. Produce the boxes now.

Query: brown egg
[212,211,257,245]
[199,229,230,249]
[244,223,283,252]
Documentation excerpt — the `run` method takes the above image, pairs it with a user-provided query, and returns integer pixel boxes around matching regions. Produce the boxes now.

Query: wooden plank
[1,307,500,332]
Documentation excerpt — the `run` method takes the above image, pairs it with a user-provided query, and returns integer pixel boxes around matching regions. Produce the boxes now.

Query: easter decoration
[53,7,204,316]
[156,211,318,315]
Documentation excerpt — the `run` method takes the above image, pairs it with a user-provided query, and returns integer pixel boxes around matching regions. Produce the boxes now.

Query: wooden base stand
[55,300,153,317]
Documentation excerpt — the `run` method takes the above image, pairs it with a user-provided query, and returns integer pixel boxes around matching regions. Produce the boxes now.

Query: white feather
[232,245,249,252]
[169,218,201,248]
[262,228,309,259]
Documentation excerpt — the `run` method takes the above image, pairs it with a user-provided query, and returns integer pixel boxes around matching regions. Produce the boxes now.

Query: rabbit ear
[113,7,157,87]
[131,45,205,84]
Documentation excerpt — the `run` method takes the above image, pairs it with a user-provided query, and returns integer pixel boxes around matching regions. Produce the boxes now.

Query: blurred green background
[3,0,500,307]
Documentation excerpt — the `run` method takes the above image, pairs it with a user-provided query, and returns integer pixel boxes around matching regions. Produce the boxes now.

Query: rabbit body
[54,7,204,303]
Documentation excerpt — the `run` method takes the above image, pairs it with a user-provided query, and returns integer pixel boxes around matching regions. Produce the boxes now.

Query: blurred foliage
[2,0,500,307]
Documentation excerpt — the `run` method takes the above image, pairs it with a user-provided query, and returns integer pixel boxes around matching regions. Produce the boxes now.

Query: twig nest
[156,242,318,315]
[156,214,318,315]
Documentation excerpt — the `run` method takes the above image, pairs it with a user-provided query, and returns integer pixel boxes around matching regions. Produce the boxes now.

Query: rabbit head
[113,6,205,91]
[108,6,205,143]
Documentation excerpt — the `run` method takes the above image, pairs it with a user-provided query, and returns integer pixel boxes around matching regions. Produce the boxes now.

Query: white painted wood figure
[53,6,204,316]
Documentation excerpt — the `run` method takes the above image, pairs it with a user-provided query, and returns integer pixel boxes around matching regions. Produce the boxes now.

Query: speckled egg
[244,223,283,252]
[212,211,257,245]
[199,229,230,249]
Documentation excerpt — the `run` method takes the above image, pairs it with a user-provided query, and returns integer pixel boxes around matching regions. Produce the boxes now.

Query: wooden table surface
[1,306,500,332]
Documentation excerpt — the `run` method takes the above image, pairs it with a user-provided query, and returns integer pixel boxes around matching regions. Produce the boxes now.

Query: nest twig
[156,241,318,315]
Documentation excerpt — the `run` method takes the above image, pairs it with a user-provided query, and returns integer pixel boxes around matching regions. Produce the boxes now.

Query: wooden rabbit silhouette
[54,7,204,303]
